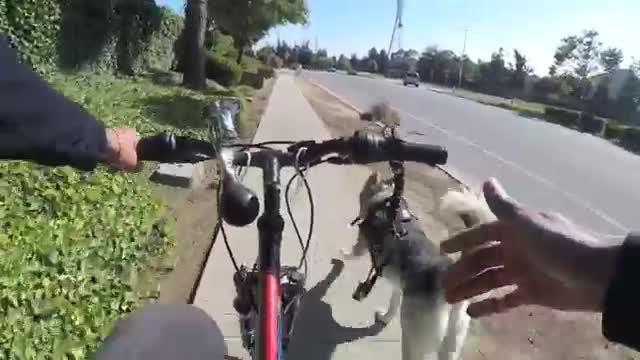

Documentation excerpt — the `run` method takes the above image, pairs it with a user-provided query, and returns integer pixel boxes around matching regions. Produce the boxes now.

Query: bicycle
[136,116,448,360]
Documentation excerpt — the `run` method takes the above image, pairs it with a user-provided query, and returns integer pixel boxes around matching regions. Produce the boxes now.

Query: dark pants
[93,304,227,360]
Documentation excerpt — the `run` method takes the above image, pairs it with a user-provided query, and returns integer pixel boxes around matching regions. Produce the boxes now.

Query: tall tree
[297,42,313,66]
[182,0,208,90]
[600,47,624,73]
[616,74,640,123]
[337,54,350,71]
[511,49,528,89]
[553,30,602,79]
[350,54,359,69]
[276,40,291,64]
[631,58,640,78]
[368,47,379,62]
[552,30,602,99]
[378,49,389,74]
[209,0,308,63]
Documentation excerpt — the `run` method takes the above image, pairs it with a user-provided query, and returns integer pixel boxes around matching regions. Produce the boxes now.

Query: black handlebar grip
[136,132,176,162]
[399,141,448,165]
[221,175,260,227]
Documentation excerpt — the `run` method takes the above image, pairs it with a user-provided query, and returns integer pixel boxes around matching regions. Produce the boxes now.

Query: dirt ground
[297,78,637,360]
[152,77,276,304]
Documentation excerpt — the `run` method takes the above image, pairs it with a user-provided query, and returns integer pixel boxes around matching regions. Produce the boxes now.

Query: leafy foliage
[205,52,244,86]
[208,0,308,63]
[0,0,61,73]
[0,0,183,74]
[600,47,624,73]
[552,30,602,80]
[0,73,221,358]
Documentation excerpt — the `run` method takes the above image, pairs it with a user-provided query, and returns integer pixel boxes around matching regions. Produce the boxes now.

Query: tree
[182,0,208,90]
[632,58,640,78]
[312,48,331,70]
[297,42,313,66]
[553,30,602,79]
[368,47,379,63]
[616,74,640,123]
[600,47,624,73]
[510,49,528,90]
[337,54,351,71]
[378,49,389,74]
[209,0,308,63]
[350,54,359,69]
[276,40,291,64]
[552,30,603,101]
[257,46,276,63]
[365,59,378,73]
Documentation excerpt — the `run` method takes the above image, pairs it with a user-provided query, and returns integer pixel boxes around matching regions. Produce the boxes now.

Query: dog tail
[439,188,496,229]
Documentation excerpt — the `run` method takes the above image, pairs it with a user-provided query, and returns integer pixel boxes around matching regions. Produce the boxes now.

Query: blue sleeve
[0,34,108,171]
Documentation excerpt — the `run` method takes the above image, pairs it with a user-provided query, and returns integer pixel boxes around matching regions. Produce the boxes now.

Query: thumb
[483,178,521,220]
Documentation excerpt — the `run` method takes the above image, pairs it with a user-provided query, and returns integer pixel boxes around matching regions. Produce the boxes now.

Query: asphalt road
[304,71,640,237]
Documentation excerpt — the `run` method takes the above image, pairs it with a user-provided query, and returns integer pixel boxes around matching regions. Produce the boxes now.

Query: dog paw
[374,310,392,325]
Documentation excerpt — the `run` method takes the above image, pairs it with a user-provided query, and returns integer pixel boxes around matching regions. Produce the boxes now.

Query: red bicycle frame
[255,155,285,360]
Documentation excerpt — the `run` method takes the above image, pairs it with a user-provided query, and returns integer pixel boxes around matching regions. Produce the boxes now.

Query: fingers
[483,178,521,221]
[466,289,528,318]
[445,267,518,304]
[442,245,507,300]
[441,221,499,254]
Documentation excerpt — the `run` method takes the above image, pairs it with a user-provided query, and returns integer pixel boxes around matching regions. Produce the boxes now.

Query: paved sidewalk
[194,73,403,359]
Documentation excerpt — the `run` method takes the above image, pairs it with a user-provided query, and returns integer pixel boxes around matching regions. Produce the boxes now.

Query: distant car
[348,69,358,75]
[403,72,420,87]
[328,67,337,72]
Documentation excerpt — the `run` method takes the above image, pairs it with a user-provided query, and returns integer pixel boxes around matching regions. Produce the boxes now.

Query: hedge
[604,122,627,141]
[544,107,580,128]
[0,0,183,74]
[205,52,243,87]
[578,113,606,135]
[620,127,640,153]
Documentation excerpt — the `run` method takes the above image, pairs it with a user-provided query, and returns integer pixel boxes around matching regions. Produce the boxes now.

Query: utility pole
[456,28,469,91]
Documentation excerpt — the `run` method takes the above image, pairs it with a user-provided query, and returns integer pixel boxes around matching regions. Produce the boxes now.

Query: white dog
[342,171,495,360]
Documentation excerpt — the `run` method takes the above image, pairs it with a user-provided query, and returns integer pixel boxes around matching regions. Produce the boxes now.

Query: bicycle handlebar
[137,130,448,226]
[136,130,448,167]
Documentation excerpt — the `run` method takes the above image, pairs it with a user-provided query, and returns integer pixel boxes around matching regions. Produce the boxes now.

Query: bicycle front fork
[233,265,305,356]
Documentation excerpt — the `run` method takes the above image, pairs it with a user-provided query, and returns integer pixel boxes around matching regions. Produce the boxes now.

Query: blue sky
[157,0,639,76]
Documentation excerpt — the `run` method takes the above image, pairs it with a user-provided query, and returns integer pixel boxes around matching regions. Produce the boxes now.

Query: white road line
[398,109,629,235]
[304,73,629,236]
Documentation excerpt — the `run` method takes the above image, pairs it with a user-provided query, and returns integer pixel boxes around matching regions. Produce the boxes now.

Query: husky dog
[342,171,495,360]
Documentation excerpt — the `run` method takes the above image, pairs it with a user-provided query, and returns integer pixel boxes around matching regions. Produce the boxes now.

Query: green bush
[578,112,606,135]
[205,52,243,87]
[604,122,627,140]
[620,127,640,153]
[0,0,62,73]
[267,54,283,69]
[0,0,182,74]
[0,74,216,358]
[544,107,580,128]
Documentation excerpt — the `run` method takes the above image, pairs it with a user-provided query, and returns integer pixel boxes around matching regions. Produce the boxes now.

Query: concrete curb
[301,76,470,190]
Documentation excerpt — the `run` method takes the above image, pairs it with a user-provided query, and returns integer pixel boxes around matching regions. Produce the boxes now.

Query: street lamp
[456,28,469,91]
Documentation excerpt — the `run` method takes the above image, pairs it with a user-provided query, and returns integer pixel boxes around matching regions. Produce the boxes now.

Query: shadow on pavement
[287,259,384,360]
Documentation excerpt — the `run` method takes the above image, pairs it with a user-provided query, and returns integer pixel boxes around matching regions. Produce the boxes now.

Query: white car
[403,72,420,87]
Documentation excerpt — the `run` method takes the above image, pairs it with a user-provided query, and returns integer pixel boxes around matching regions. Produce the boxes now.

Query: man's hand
[441,178,621,317]
[105,127,140,172]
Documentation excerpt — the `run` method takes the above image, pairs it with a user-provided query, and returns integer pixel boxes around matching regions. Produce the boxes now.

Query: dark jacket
[0,34,107,171]
[603,233,640,350]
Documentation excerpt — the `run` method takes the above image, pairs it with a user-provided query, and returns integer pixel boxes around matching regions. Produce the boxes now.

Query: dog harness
[351,196,416,301]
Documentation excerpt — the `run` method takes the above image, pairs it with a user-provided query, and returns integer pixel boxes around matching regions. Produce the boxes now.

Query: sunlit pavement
[194,72,404,359]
